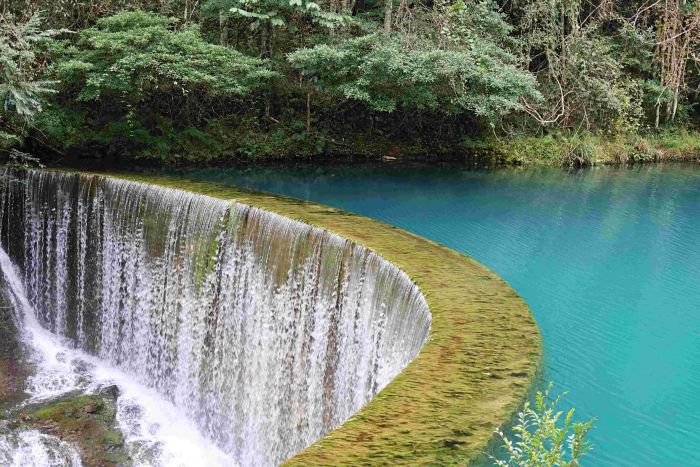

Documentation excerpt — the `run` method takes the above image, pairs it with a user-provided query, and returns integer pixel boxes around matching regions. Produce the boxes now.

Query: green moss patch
[56,169,542,465]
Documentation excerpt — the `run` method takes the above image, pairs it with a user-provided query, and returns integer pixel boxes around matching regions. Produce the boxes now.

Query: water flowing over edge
[0,169,432,466]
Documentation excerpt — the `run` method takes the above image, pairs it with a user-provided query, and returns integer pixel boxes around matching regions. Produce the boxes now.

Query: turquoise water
[177,164,700,465]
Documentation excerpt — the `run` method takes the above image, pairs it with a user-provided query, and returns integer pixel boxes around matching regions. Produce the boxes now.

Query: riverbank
[314,130,700,167]
[474,130,700,167]
[16,130,700,170]
[235,129,700,167]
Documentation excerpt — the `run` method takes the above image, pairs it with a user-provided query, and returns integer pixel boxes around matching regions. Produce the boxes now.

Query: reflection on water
[178,163,700,466]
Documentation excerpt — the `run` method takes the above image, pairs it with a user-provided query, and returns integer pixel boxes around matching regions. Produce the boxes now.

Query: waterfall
[0,169,431,466]
[0,230,237,467]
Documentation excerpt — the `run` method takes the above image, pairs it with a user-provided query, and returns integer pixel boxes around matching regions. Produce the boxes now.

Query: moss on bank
[60,169,542,465]
[464,131,700,167]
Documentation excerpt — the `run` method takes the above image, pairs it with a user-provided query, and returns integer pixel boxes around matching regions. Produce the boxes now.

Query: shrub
[40,11,276,161]
[493,383,594,467]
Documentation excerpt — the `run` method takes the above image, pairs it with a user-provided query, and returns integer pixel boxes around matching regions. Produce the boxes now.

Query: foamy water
[0,245,237,466]
[0,430,82,467]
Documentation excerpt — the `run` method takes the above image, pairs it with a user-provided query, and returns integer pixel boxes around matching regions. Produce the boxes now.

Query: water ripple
[183,163,700,466]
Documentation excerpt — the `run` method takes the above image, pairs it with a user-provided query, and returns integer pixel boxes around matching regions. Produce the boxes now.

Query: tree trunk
[306,91,312,131]
[267,22,273,58]
[219,8,228,46]
[671,87,679,121]
[655,99,661,130]
[259,26,266,58]
[384,0,392,32]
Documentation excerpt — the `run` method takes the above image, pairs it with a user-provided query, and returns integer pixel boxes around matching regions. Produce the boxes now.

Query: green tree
[0,13,58,149]
[652,0,700,128]
[3,0,162,29]
[38,10,276,160]
[510,0,647,131]
[202,0,348,57]
[289,0,540,128]
[2,0,698,163]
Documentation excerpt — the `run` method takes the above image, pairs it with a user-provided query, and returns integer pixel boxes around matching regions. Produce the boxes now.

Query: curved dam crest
[0,169,431,465]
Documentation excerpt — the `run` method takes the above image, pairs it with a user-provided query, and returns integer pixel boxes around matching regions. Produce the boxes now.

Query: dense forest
[1,0,699,165]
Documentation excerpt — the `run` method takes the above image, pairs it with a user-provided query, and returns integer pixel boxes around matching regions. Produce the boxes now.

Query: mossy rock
[12,390,130,466]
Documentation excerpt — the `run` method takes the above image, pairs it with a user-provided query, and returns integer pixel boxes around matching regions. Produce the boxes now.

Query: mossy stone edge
[63,169,542,466]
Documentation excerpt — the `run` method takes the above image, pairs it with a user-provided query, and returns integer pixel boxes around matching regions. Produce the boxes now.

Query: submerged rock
[98,384,121,400]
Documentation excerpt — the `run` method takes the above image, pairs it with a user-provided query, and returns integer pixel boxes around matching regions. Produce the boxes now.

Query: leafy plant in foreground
[0,13,59,149]
[493,383,594,466]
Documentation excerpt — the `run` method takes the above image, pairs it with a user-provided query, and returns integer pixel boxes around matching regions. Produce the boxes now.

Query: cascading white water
[0,241,237,467]
[0,430,82,467]
[0,169,431,466]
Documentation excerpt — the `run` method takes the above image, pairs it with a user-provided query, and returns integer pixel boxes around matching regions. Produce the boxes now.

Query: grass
[58,169,542,465]
[464,130,700,167]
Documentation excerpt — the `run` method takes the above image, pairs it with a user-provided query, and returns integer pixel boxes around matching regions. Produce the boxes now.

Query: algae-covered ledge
[72,169,542,465]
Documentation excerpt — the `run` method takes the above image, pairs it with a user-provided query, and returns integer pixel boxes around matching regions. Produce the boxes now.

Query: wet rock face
[0,297,29,412]
[9,391,130,467]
